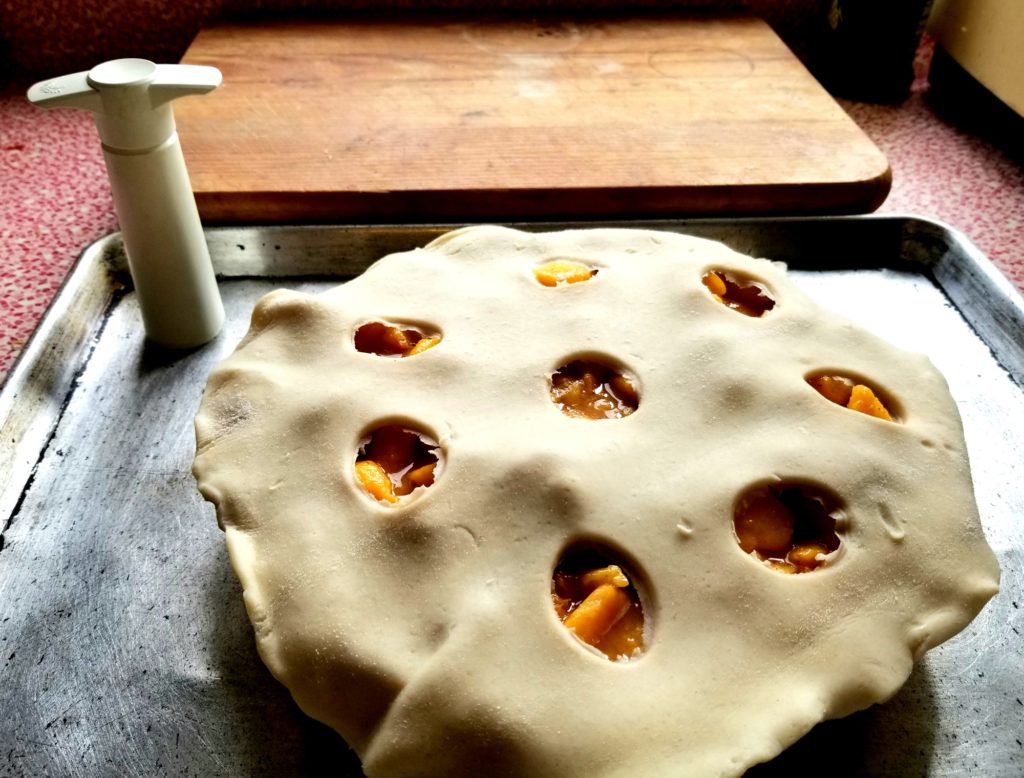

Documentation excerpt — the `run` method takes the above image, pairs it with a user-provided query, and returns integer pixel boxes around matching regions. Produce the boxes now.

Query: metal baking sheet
[1,216,1021,777]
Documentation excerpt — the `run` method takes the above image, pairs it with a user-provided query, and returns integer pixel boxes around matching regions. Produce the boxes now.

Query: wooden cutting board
[177,16,890,223]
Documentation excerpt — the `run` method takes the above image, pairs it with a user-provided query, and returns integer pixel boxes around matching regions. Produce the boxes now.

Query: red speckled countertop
[1,40,1022,386]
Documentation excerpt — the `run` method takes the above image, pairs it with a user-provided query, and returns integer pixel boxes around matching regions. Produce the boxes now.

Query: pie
[193,226,1000,776]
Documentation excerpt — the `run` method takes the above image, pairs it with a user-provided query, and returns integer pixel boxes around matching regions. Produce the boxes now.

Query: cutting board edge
[194,174,892,224]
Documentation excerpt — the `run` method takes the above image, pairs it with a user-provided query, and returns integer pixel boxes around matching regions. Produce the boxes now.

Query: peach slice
[552,556,646,661]
[734,483,842,574]
[355,425,440,504]
[550,360,639,420]
[355,322,440,357]
[702,270,776,317]
[534,260,597,287]
[807,374,895,421]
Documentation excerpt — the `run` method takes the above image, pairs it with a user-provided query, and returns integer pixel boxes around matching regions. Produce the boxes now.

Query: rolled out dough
[193,226,999,777]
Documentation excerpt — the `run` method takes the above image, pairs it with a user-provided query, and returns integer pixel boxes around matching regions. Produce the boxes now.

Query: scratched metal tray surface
[0,216,1021,777]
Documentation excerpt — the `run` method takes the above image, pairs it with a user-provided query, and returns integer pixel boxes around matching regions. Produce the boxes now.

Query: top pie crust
[193,226,1000,777]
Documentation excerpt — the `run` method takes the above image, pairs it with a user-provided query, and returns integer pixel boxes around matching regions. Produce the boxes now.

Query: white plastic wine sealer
[28,58,225,349]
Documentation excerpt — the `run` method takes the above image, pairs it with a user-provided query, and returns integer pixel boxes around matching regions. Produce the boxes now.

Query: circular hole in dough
[354,321,441,358]
[701,269,776,317]
[533,258,598,287]
[549,358,639,419]
[353,424,443,505]
[805,371,899,422]
[552,541,648,661]
[733,481,844,574]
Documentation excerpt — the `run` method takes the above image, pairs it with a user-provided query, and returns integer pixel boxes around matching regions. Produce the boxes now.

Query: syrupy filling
[550,360,639,420]
[355,322,440,357]
[534,259,598,287]
[552,548,645,660]
[702,270,776,317]
[807,373,895,421]
[733,483,843,573]
[354,425,440,504]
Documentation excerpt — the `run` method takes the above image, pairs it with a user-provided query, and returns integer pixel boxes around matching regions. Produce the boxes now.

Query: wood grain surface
[177,16,891,223]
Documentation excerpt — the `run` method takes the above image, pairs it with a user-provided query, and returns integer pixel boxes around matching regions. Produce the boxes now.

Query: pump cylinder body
[104,133,224,348]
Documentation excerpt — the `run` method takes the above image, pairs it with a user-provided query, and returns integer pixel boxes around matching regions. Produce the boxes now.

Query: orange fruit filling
[733,484,842,574]
[354,322,440,357]
[550,360,639,420]
[701,270,776,317]
[354,425,440,503]
[534,260,597,287]
[553,562,645,660]
[354,460,397,504]
[847,383,894,421]
[807,374,894,421]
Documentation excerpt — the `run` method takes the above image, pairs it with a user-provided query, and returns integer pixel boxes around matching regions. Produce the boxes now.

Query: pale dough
[193,226,1000,777]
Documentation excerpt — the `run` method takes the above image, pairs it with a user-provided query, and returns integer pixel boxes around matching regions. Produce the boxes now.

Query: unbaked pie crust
[193,226,999,777]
